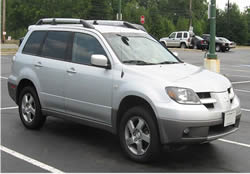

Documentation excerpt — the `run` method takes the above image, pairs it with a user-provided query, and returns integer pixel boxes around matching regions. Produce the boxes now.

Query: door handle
[67,67,77,74]
[34,61,43,68]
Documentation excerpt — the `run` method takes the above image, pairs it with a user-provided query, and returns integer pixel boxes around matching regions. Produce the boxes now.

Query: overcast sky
[214,0,250,12]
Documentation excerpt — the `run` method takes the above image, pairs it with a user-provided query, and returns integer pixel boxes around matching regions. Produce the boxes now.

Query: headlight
[166,87,201,105]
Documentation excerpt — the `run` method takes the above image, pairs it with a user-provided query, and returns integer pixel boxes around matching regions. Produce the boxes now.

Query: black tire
[119,106,160,163]
[18,86,46,129]
[180,43,186,48]
[215,44,221,52]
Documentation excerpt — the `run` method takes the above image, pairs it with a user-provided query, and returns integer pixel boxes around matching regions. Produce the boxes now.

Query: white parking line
[0,145,64,173]
[241,108,250,112]
[219,139,250,148]
[0,106,18,111]
[235,89,250,93]
[227,75,250,78]
[232,81,250,84]
[221,68,250,73]
[0,76,8,80]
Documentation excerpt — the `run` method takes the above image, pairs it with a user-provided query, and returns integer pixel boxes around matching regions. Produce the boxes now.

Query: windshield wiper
[158,61,179,65]
[122,60,156,65]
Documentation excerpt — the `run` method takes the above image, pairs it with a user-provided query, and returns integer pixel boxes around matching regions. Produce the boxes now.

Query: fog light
[183,128,190,134]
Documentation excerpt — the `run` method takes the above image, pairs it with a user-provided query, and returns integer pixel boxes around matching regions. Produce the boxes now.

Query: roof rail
[86,20,147,32]
[35,18,95,29]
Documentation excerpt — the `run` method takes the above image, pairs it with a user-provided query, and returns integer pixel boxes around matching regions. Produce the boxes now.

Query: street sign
[140,15,145,24]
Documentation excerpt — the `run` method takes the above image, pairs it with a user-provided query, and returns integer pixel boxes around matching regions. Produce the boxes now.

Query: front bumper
[156,95,241,144]
[158,114,240,144]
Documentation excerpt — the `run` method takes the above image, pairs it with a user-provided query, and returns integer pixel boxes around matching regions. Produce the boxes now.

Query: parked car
[8,18,241,162]
[160,31,192,48]
[190,35,208,50]
[202,34,229,52]
[218,37,236,51]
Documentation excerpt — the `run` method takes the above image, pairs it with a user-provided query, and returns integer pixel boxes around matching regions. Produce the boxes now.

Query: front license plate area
[223,110,236,127]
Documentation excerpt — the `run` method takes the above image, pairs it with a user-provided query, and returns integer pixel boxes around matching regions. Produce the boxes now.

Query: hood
[124,63,231,93]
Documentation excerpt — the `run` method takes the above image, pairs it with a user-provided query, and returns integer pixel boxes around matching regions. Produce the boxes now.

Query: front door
[64,32,113,125]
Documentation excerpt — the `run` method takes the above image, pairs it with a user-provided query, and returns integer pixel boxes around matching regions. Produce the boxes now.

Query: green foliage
[176,17,189,31]
[5,0,250,44]
[217,3,249,44]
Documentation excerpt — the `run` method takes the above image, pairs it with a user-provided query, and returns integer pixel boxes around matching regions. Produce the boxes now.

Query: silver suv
[8,18,241,162]
[160,31,192,48]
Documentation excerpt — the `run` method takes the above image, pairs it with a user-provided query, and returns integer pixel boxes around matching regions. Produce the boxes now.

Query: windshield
[103,33,180,65]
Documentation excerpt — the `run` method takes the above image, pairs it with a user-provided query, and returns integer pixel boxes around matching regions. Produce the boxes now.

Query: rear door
[64,32,113,125]
[33,30,72,113]
[175,32,183,47]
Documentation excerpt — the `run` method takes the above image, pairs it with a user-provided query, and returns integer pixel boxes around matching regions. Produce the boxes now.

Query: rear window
[40,31,71,60]
[22,31,46,55]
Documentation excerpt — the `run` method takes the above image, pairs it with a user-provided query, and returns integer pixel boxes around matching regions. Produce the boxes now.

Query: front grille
[209,118,240,136]
[197,92,211,99]
[204,103,214,109]
[197,92,214,109]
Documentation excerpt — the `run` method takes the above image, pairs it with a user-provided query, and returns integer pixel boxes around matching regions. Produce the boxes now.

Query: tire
[180,43,186,48]
[119,106,160,163]
[194,45,197,49]
[215,44,221,52]
[18,86,46,129]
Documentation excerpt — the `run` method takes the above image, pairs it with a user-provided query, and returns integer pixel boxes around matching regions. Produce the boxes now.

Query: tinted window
[184,33,188,38]
[72,33,106,65]
[41,31,71,60]
[177,33,182,38]
[23,31,46,55]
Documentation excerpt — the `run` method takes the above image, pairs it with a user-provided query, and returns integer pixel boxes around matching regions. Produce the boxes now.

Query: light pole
[118,0,121,20]
[205,0,220,73]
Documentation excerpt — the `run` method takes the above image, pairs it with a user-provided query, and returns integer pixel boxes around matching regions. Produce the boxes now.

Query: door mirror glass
[91,54,110,69]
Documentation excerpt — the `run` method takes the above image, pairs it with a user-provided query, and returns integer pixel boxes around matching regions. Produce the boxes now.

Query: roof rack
[86,20,147,32]
[35,18,95,29]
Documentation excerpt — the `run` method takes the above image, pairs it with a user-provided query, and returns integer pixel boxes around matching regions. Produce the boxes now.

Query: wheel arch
[16,78,38,104]
[113,95,159,136]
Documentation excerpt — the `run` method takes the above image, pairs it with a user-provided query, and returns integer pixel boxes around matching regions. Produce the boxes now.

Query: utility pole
[2,0,6,43]
[118,0,121,20]
[205,0,220,73]
[189,0,192,27]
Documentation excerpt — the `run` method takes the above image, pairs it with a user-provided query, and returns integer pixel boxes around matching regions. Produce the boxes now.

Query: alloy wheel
[125,116,150,156]
[21,93,36,123]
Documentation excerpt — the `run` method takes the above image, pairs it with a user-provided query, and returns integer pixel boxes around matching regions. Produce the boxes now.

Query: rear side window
[184,33,188,38]
[71,33,106,65]
[41,31,71,60]
[177,33,182,38]
[22,31,46,55]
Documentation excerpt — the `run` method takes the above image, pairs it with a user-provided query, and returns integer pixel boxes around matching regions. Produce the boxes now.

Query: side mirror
[173,52,178,57]
[91,54,110,69]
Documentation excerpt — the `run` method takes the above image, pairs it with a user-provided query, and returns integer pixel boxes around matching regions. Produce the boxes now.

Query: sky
[214,0,250,12]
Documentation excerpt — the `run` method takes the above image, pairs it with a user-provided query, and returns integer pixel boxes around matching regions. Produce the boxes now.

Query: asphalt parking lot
[1,47,250,172]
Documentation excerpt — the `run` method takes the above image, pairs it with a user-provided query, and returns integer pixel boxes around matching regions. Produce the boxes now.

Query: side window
[22,31,46,55]
[40,31,71,60]
[184,32,188,38]
[71,33,106,65]
[177,32,182,38]
[169,33,176,39]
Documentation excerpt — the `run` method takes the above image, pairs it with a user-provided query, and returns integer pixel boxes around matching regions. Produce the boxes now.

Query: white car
[160,31,192,48]
[8,18,241,162]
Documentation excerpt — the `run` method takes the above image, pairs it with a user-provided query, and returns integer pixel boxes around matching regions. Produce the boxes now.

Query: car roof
[28,19,146,34]
[29,24,145,34]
